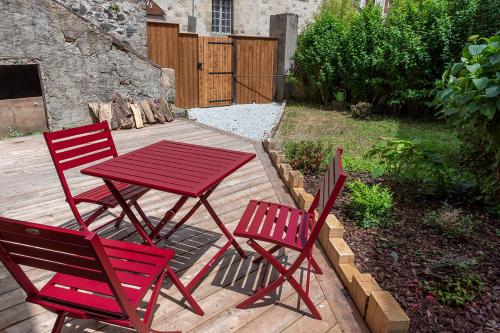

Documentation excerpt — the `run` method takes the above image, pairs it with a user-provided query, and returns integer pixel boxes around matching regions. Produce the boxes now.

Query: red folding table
[81,140,255,290]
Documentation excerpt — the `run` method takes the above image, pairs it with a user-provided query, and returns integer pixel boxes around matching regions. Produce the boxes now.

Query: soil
[303,172,500,333]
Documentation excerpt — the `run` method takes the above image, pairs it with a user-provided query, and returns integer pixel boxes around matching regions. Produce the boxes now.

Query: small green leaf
[371,164,386,178]
[466,63,480,73]
[468,44,487,56]
[473,77,489,91]
[480,103,496,120]
[451,63,465,75]
[485,86,500,98]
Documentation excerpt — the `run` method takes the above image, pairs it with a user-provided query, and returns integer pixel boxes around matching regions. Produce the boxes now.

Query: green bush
[424,256,484,307]
[435,34,500,210]
[284,140,327,174]
[367,137,477,197]
[292,11,346,105]
[291,0,500,112]
[346,180,393,228]
[421,203,475,241]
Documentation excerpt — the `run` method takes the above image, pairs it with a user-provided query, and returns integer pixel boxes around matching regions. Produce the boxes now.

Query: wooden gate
[234,36,278,104]
[198,37,233,107]
[147,22,278,109]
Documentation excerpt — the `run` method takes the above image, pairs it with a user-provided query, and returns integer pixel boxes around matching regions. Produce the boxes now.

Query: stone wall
[54,0,148,55]
[0,0,172,131]
[155,0,321,36]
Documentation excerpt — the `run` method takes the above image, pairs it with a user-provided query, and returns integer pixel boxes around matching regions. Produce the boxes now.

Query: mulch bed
[304,172,500,333]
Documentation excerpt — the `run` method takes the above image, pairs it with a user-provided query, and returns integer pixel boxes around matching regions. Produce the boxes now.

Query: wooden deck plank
[0,121,366,333]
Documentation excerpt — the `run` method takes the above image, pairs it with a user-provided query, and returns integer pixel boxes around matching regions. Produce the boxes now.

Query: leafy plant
[421,203,475,241]
[285,140,327,174]
[367,137,477,196]
[367,137,426,178]
[435,33,500,209]
[349,102,372,119]
[346,180,393,228]
[292,11,346,105]
[292,0,500,112]
[424,256,484,306]
[7,127,25,138]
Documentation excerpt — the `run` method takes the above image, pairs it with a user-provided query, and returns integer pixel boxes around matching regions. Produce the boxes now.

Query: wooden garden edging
[262,139,410,333]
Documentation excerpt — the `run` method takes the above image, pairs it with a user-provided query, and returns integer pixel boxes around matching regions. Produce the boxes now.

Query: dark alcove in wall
[0,64,48,136]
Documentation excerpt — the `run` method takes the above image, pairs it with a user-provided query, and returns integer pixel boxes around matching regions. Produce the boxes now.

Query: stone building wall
[155,0,321,36]
[0,0,171,131]
[54,0,148,55]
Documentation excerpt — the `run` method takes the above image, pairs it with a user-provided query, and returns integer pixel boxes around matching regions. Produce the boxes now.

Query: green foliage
[284,140,328,174]
[292,0,500,112]
[367,137,477,196]
[346,180,393,228]
[435,34,500,208]
[422,203,475,241]
[292,11,346,104]
[424,256,484,306]
[320,0,358,23]
[349,102,372,120]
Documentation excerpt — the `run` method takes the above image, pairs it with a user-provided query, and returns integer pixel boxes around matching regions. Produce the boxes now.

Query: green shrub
[424,256,484,306]
[349,102,373,119]
[292,11,346,105]
[435,34,500,210]
[284,140,326,174]
[421,203,475,241]
[292,0,499,112]
[367,137,478,197]
[346,180,393,228]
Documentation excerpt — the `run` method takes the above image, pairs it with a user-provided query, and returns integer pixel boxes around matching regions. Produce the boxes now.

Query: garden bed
[304,172,499,332]
[275,103,499,332]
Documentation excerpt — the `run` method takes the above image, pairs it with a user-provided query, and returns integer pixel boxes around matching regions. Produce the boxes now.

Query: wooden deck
[0,120,368,333]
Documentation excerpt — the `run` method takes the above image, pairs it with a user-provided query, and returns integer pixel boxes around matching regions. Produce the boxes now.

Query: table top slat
[81,140,255,197]
[133,149,226,172]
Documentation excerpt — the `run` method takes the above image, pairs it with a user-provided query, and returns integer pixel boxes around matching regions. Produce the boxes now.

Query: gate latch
[198,62,204,70]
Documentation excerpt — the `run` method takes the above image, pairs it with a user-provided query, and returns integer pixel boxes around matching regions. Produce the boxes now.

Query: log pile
[88,94,174,130]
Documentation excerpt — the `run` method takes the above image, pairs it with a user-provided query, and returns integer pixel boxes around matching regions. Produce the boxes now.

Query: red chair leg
[166,266,204,316]
[113,210,126,228]
[84,206,108,227]
[237,240,322,320]
[133,200,155,231]
[51,312,67,333]
[253,244,281,263]
[310,256,323,274]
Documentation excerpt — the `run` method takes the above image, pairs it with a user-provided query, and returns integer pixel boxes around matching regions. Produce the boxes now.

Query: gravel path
[187,103,284,141]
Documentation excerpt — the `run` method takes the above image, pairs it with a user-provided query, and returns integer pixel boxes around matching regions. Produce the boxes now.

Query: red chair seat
[234,200,314,251]
[39,238,174,317]
[73,181,149,208]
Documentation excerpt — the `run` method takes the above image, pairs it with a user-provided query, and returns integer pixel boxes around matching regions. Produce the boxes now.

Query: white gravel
[188,103,284,141]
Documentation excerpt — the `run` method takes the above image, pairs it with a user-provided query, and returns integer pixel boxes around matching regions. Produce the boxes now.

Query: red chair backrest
[304,148,346,250]
[0,216,135,318]
[0,217,107,283]
[44,121,118,172]
[43,122,118,229]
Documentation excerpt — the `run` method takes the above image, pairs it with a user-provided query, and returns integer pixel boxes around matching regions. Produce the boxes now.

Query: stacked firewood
[88,94,174,130]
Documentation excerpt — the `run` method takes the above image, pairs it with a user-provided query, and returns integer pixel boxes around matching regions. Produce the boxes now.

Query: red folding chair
[44,122,153,232]
[0,216,204,333]
[233,148,346,319]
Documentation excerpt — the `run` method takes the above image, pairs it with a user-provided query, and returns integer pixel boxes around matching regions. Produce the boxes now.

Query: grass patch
[275,103,461,172]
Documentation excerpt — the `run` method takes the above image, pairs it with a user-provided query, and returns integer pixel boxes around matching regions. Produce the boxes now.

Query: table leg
[104,180,154,246]
[157,187,217,242]
[149,196,189,240]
